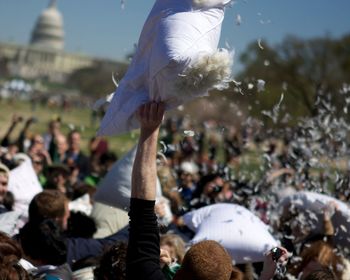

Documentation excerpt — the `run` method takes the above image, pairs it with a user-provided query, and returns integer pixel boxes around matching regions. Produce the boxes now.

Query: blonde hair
[160,233,186,264]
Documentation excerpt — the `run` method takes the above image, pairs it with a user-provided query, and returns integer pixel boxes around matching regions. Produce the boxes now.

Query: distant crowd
[0,107,350,280]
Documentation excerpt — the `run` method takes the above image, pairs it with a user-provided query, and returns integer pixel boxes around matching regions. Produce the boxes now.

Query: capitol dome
[30,0,64,51]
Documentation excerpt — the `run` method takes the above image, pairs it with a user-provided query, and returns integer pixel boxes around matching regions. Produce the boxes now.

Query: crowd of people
[0,98,349,280]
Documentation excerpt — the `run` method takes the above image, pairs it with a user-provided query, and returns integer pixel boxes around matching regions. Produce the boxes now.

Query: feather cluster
[176,49,233,97]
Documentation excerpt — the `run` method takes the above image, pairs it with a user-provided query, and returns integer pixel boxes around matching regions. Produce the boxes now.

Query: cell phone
[271,247,283,262]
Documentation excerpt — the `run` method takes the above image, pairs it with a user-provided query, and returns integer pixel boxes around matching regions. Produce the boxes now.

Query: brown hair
[304,269,336,280]
[173,240,243,280]
[94,241,128,280]
[160,233,186,264]
[28,190,67,222]
[290,241,343,279]
[0,231,30,280]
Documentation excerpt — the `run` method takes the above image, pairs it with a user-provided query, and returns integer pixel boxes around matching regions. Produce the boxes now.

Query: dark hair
[19,219,67,266]
[28,190,67,223]
[0,231,30,280]
[94,242,128,280]
[67,211,97,239]
[193,173,221,198]
[304,269,337,280]
[3,191,15,211]
[99,152,118,165]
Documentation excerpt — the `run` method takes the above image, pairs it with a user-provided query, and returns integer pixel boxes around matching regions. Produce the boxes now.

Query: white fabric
[69,194,92,216]
[0,211,25,236]
[94,145,163,210]
[19,259,37,272]
[277,191,350,247]
[8,155,43,215]
[98,0,233,136]
[72,267,95,280]
[192,0,232,8]
[183,203,278,264]
[91,202,129,238]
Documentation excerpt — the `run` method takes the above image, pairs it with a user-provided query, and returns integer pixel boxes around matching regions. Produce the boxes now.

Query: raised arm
[127,102,166,280]
[131,102,165,200]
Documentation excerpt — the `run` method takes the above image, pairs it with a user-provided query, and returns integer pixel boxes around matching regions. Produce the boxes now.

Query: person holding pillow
[126,101,290,280]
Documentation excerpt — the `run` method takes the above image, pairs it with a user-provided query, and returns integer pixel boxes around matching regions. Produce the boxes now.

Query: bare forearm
[131,128,159,200]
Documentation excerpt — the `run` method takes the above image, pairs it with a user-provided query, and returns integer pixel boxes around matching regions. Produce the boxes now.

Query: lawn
[0,99,138,156]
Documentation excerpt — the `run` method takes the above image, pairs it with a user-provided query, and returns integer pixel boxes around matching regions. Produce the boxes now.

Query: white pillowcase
[98,0,233,136]
[8,155,43,215]
[183,203,278,264]
[277,191,350,247]
[94,145,163,210]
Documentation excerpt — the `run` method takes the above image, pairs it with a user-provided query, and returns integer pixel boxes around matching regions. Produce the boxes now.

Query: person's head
[31,154,45,175]
[303,269,336,280]
[94,242,128,280]
[45,164,70,193]
[0,163,10,204]
[293,241,342,280]
[19,219,67,266]
[200,174,224,199]
[160,234,186,264]
[173,240,243,280]
[0,231,30,280]
[99,152,117,174]
[48,119,61,135]
[179,161,198,186]
[30,134,45,153]
[29,190,70,230]
[56,133,68,156]
[67,211,97,239]
[68,130,81,153]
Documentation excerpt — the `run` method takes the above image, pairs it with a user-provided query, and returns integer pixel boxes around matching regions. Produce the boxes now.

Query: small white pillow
[94,145,163,210]
[183,203,278,264]
[98,0,233,136]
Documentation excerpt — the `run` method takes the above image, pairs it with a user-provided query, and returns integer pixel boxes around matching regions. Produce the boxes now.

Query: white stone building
[0,0,124,83]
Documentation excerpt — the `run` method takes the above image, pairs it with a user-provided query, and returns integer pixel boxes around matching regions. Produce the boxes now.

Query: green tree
[236,34,350,119]
[67,62,128,98]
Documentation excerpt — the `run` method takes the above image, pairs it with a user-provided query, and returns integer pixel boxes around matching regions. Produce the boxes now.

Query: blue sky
[0,0,350,72]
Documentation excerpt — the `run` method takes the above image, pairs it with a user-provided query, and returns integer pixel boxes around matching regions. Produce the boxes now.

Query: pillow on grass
[183,203,278,264]
[98,0,233,136]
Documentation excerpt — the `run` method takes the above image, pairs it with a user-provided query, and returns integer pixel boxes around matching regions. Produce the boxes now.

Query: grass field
[0,99,138,156]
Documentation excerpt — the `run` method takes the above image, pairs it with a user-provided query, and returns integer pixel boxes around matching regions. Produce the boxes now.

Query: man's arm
[131,102,164,200]
[126,102,166,280]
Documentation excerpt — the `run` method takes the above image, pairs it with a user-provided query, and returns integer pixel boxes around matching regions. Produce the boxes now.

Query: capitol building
[0,0,123,83]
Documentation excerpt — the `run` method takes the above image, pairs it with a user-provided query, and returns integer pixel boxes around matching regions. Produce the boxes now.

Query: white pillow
[277,191,350,247]
[94,145,163,210]
[69,194,93,216]
[8,155,43,215]
[183,203,278,264]
[97,0,233,136]
[0,211,24,236]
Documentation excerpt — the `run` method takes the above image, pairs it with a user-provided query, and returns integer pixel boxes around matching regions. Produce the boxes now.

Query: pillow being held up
[98,0,234,136]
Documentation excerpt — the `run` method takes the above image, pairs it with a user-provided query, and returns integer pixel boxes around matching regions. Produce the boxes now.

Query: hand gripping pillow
[94,145,163,210]
[277,191,350,247]
[98,0,233,136]
[183,203,278,264]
